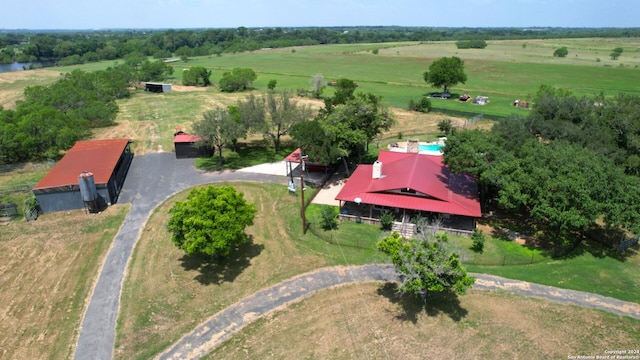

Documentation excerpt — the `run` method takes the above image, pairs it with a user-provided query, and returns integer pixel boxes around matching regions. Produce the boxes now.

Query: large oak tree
[167,186,257,258]
[423,56,467,94]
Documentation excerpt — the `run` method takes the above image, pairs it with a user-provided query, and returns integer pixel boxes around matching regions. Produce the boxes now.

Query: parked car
[428,92,451,99]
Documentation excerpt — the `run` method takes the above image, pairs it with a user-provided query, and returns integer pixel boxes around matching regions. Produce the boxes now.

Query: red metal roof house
[33,139,133,212]
[335,150,481,233]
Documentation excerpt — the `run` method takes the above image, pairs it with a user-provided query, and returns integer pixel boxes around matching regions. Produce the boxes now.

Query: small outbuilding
[33,139,133,213]
[144,82,172,93]
[173,133,212,158]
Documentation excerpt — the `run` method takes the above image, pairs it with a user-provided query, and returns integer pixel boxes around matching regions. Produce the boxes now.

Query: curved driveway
[73,153,285,360]
[157,265,640,360]
[74,152,640,360]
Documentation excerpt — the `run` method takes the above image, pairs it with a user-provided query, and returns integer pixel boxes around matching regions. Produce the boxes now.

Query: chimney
[372,160,382,179]
[407,139,419,153]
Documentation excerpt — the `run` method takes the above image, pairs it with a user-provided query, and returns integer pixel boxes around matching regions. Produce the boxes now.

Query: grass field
[207,283,640,359]
[115,182,386,360]
[2,38,638,124]
[0,204,128,360]
[2,37,640,358]
[117,182,640,359]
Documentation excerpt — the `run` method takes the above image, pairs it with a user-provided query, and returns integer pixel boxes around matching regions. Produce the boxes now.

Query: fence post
[502,255,506,266]
[530,252,535,264]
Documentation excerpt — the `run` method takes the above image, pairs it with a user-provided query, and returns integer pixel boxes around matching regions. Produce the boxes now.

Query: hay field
[207,283,640,360]
[0,204,128,360]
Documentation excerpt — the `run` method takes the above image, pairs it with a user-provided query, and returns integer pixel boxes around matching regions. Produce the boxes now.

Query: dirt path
[157,265,640,360]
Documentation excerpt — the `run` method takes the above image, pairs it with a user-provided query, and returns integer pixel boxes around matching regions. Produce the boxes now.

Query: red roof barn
[173,133,213,158]
[33,139,133,212]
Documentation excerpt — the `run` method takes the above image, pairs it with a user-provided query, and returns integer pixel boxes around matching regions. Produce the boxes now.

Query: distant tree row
[455,40,487,49]
[1,27,639,65]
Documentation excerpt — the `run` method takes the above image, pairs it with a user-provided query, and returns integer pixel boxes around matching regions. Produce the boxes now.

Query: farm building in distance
[173,133,212,158]
[33,139,133,213]
[144,82,172,93]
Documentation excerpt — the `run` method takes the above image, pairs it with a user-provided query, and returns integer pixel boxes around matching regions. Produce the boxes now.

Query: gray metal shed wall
[35,187,111,213]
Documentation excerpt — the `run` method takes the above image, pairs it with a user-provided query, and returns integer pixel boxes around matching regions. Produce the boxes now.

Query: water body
[0,62,52,73]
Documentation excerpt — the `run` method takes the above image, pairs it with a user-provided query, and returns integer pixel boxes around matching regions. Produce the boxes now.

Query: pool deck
[388,138,445,156]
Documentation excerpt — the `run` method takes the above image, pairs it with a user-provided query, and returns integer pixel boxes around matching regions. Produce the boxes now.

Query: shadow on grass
[479,211,637,262]
[377,282,468,323]
[178,235,264,285]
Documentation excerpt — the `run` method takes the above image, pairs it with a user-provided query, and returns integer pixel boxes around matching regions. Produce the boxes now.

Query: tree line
[191,78,397,172]
[443,85,640,254]
[2,26,640,65]
[0,59,173,163]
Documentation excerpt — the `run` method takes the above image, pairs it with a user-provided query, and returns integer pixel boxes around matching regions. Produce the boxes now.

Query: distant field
[1,37,639,359]
[1,38,638,137]
[173,38,640,116]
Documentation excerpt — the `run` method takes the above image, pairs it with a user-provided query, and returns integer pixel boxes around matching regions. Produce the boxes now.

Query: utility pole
[300,155,307,234]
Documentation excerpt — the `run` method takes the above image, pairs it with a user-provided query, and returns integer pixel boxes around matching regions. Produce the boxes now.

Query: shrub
[380,210,394,231]
[219,67,257,92]
[437,119,454,135]
[456,40,488,49]
[320,206,338,230]
[267,79,277,90]
[553,47,569,58]
[372,48,379,55]
[408,97,432,113]
[471,229,486,253]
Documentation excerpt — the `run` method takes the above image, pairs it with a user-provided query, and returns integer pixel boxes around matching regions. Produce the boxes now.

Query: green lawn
[169,39,640,118]
[305,203,640,304]
[195,140,297,171]
[468,248,640,303]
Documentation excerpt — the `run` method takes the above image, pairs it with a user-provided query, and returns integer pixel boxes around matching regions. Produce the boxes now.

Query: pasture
[1,37,640,359]
[117,182,640,359]
[207,283,640,359]
[0,204,128,360]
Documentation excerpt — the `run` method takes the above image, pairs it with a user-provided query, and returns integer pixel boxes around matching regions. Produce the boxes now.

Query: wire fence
[430,107,507,122]
[308,217,550,266]
[0,182,38,196]
[463,252,547,266]
[0,160,54,174]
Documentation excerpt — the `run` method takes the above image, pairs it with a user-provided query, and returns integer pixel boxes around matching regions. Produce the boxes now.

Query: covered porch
[337,200,476,237]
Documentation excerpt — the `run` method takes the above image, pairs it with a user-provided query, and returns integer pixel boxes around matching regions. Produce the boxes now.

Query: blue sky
[3,0,637,29]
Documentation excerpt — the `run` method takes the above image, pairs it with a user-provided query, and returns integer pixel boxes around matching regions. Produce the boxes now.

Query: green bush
[456,40,488,49]
[408,96,432,113]
[471,229,486,253]
[320,206,338,230]
[380,210,394,231]
[553,47,569,58]
[437,119,454,135]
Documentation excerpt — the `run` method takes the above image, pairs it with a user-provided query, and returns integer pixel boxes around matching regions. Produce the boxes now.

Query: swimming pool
[418,143,443,153]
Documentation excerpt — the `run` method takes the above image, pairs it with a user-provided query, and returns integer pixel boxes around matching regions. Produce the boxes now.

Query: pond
[0,61,52,73]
